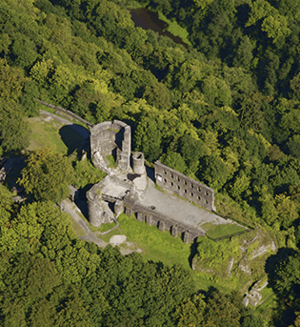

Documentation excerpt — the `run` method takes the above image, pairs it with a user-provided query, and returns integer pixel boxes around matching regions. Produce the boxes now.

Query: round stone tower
[132,152,146,175]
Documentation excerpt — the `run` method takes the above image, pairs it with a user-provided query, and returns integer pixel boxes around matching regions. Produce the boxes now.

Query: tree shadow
[265,247,298,291]
[188,238,198,269]
[265,247,299,327]
[59,125,90,155]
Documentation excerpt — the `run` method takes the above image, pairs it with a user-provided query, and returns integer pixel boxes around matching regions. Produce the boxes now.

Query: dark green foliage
[200,155,229,190]
[134,115,163,162]
[0,99,29,153]
[2,0,300,324]
[18,148,74,202]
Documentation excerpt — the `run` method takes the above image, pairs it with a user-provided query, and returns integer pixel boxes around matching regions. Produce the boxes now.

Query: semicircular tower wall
[90,120,131,172]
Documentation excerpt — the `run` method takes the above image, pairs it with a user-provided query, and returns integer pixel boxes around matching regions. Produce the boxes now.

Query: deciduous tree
[19,147,74,202]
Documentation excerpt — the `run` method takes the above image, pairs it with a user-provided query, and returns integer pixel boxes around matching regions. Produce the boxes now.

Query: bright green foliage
[193,236,241,280]
[74,159,106,189]
[229,173,251,201]
[160,151,187,174]
[0,184,13,213]
[275,194,299,230]
[0,99,29,153]
[134,115,163,162]
[2,0,300,323]
[0,253,61,326]
[200,156,229,190]
[19,147,74,202]
[259,186,279,227]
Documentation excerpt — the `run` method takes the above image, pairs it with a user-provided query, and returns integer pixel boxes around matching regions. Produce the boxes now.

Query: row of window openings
[164,171,207,191]
[163,178,209,196]
[162,180,208,202]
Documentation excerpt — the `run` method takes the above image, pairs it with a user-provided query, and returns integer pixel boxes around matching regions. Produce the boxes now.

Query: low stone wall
[154,161,216,212]
[35,99,93,128]
[123,195,203,243]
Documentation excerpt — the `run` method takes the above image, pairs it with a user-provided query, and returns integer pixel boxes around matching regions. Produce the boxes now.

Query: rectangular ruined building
[154,161,216,212]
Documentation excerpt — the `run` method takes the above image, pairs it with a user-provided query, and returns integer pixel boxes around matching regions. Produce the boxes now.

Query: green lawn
[157,11,192,47]
[99,213,191,269]
[202,222,247,239]
[96,214,233,292]
[27,116,84,155]
[99,221,117,233]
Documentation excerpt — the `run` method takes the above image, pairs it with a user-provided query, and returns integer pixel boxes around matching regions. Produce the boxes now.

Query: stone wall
[35,98,93,128]
[132,152,146,175]
[154,161,216,212]
[123,195,203,243]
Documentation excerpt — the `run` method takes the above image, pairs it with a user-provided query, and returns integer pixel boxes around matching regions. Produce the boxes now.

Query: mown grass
[27,113,86,156]
[99,221,117,233]
[202,223,247,239]
[157,11,192,47]
[100,213,191,269]
[71,219,86,237]
[27,118,68,154]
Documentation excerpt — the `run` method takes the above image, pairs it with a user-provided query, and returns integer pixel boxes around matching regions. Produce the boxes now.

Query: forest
[1,0,300,325]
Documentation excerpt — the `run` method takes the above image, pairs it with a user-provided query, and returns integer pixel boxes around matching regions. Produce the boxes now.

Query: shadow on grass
[59,125,89,155]
[188,238,198,269]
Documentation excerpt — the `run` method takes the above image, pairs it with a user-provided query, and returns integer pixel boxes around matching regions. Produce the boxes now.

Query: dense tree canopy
[18,147,74,202]
[2,0,300,324]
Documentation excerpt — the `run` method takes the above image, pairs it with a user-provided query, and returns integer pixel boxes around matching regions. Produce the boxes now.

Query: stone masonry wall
[123,195,203,243]
[90,120,131,172]
[154,161,216,212]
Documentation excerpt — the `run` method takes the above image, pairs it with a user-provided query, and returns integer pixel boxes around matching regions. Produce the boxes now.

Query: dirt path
[62,199,143,255]
[62,199,108,248]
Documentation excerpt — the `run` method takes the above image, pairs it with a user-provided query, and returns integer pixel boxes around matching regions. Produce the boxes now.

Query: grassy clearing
[96,214,232,292]
[99,221,117,233]
[27,118,68,154]
[71,219,85,237]
[27,114,85,155]
[202,223,247,239]
[99,213,191,269]
[157,11,192,47]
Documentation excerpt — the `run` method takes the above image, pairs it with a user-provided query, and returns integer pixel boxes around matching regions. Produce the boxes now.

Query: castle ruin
[87,120,227,243]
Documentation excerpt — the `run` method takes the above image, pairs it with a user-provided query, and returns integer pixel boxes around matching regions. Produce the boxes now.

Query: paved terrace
[139,179,230,235]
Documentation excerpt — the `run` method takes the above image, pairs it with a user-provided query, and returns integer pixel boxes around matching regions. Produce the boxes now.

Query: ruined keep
[154,161,216,212]
[87,120,220,243]
[90,120,131,173]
